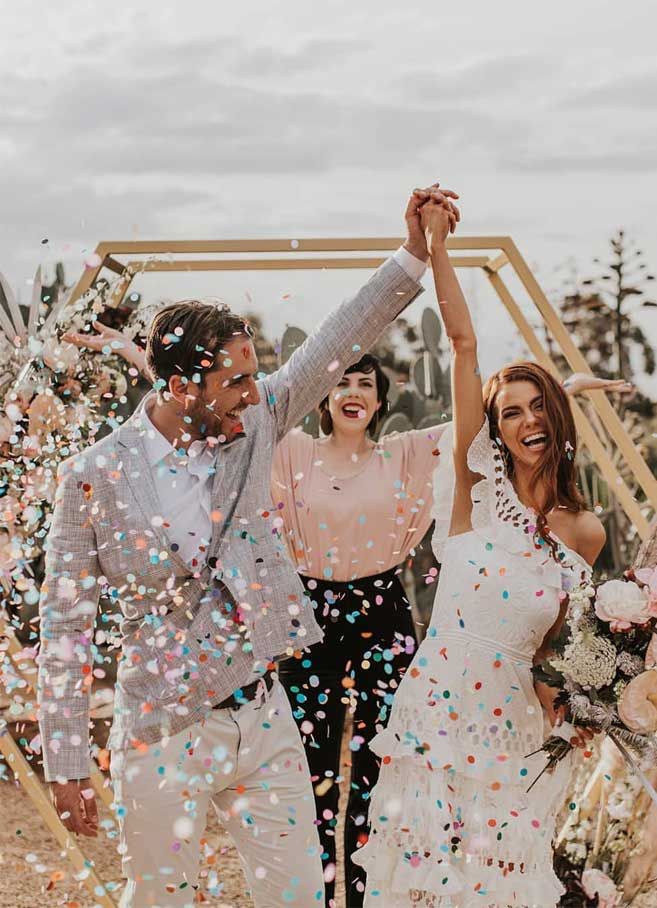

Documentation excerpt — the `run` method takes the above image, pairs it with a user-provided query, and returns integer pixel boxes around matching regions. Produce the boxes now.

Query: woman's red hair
[482,361,585,556]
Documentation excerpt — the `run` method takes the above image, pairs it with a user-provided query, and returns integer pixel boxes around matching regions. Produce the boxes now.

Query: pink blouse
[271,426,445,582]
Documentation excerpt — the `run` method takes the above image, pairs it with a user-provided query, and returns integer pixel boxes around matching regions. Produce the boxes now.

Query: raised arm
[421,200,483,534]
[37,458,101,835]
[262,188,459,441]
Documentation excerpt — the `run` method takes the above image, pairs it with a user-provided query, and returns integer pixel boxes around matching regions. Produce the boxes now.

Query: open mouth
[521,432,548,449]
[225,408,245,423]
[341,402,366,420]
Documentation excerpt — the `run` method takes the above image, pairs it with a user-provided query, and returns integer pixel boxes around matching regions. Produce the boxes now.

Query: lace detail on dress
[354,753,567,908]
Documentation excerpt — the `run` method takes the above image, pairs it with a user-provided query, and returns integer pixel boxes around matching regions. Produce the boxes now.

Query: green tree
[546,232,657,572]
[583,230,656,395]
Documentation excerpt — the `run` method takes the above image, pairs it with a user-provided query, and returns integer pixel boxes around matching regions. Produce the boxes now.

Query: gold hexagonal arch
[67,234,657,539]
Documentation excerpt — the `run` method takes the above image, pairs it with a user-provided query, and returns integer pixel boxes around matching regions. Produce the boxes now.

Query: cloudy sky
[2,0,657,374]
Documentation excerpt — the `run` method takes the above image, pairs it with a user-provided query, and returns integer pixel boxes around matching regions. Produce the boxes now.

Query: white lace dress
[352,420,590,907]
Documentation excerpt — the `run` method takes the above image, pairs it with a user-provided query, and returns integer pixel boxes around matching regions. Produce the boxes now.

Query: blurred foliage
[546,231,657,574]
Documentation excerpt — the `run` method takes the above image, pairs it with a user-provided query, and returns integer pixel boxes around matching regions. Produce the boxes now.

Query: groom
[37,187,457,907]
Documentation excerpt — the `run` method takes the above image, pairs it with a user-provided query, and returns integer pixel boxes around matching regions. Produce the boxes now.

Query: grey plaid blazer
[37,257,422,781]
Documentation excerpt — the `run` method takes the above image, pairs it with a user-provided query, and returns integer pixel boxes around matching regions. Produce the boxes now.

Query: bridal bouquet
[529,569,657,794]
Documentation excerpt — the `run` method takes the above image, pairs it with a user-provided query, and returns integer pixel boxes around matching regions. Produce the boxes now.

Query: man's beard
[186,395,225,440]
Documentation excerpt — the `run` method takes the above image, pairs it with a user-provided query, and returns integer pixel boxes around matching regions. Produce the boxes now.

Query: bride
[351,198,606,907]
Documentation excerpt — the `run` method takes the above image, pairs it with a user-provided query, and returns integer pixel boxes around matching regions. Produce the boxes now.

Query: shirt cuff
[392,246,428,283]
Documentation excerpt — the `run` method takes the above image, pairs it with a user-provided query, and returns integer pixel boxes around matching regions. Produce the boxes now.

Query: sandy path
[0,729,349,908]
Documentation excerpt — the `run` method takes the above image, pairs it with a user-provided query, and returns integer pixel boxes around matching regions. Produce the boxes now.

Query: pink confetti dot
[84,253,102,269]
[327,360,340,372]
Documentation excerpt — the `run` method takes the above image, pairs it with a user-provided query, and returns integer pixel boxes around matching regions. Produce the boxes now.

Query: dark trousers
[279,569,417,908]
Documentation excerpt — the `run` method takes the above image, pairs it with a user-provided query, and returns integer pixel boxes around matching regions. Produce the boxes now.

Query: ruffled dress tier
[352,420,591,907]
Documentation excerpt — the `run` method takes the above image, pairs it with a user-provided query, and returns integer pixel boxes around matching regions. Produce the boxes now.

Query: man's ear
[168,374,199,404]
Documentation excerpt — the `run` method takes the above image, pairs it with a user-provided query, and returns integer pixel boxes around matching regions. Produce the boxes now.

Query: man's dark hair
[145,300,253,386]
[319,353,390,437]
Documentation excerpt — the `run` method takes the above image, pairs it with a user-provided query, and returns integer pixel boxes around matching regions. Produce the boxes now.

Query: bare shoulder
[574,509,606,566]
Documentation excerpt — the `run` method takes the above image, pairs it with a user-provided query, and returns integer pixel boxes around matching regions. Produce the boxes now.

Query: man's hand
[404,183,460,261]
[51,779,99,837]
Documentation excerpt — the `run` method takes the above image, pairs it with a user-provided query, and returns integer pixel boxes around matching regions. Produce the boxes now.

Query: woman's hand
[534,680,595,749]
[63,322,147,374]
[563,372,634,397]
[404,184,460,261]
[420,198,458,250]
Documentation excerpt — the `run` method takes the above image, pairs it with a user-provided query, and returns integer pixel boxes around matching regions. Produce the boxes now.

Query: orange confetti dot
[487,819,497,827]
[493,708,503,716]
[467,755,476,764]
[342,677,356,689]
[382,755,392,764]
[211,510,223,523]
[490,781,501,791]
[493,659,502,668]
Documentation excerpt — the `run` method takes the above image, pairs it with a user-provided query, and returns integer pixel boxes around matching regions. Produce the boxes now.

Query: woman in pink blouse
[272,353,447,907]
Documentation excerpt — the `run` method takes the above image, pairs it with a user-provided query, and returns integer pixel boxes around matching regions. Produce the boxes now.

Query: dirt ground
[1,721,656,908]
[0,724,349,908]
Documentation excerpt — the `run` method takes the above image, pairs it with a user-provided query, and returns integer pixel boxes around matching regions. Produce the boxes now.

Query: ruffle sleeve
[431,416,590,585]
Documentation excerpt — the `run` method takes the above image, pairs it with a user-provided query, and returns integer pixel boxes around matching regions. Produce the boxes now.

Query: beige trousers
[111,679,323,907]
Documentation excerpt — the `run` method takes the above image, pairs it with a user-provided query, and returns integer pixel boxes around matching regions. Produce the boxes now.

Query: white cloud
[0,0,655,340]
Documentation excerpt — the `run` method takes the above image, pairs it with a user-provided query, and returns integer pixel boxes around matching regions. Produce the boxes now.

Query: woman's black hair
[318,353,390,437]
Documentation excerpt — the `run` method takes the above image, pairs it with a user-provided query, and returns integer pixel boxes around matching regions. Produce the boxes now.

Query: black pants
[278,569,417,908]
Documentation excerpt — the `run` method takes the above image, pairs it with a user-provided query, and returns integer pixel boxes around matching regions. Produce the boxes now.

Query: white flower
[551,634,618,690]
[595,579,651,631]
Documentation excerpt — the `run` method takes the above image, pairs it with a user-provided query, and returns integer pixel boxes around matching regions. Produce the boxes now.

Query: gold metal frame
[68,235,656,538]
[12,234,651,905]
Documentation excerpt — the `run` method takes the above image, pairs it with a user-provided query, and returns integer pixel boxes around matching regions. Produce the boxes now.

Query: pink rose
[635,565,657,617]
[594,579,651,631]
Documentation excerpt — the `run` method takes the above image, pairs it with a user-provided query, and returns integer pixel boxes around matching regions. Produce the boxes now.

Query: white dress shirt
[141,402,218,571]
[139,246,427,572]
